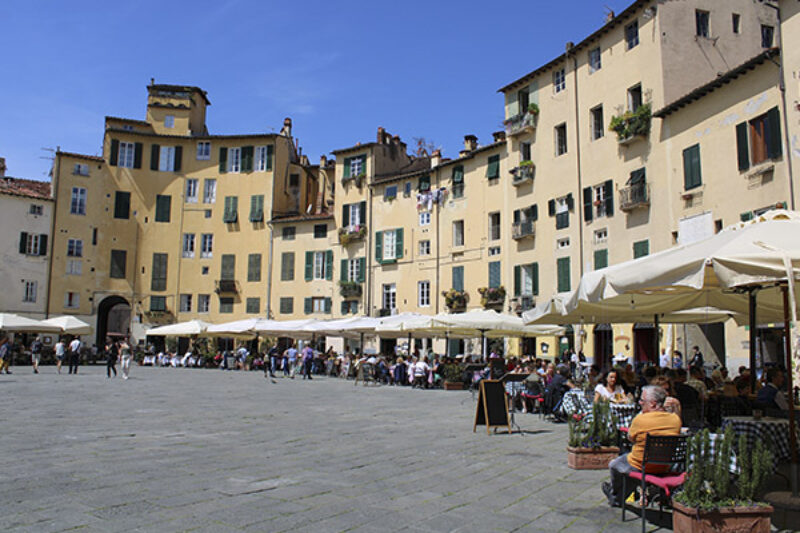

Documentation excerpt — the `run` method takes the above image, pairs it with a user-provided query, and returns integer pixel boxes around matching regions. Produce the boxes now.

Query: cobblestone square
[1,367,645,532]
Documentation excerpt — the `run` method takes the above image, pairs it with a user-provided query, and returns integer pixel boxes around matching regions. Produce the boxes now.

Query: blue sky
[0,0,632,180]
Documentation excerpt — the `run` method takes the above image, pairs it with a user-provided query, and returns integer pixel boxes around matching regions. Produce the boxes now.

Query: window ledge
[745,162,775,179]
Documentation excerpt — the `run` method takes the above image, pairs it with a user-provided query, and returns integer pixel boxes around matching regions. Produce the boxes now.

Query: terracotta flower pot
[444,381,464,391]
[566,446,620,470]
[671,500,773,533]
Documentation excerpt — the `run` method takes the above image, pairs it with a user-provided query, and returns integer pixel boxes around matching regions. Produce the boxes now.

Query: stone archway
[96,295,130,347]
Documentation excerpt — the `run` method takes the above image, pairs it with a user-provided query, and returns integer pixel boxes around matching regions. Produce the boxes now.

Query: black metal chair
[621,434,688,533]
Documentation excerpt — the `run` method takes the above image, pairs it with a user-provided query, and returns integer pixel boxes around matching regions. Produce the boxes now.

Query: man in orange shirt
[602,385,681,507]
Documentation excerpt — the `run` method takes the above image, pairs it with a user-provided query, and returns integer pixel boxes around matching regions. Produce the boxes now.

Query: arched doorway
[96,295,130,347]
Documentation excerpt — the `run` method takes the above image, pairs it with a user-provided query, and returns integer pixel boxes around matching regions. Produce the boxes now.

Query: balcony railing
[512,220,536,240]
[619,182,651,211]
[338,225,366,245]
[503,113,537,137]
[511,164,535,185]
[339,281,363,298]
[610,104,651,145]
[511,295,535,315]
[215,279,239,294]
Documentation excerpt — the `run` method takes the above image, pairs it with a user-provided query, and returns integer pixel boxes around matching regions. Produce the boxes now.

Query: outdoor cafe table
[560,389,638,430]
[721,416,796,466]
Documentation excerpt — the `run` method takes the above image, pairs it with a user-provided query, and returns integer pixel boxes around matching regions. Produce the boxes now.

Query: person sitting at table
[686,366,708,401]
[651,375,681,418]
[594,370,629,404]
[602,385,682,507]
[543,363,556,386]
[756,367,789,413]
[586,365,601,390]
[544,365,571,418]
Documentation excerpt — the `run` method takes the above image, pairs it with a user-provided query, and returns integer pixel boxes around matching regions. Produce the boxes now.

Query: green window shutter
[548,199,556,216]
[242,146,254,172]
[452,166,464,182]
[249,195,264,222]
[514,265,521,297]
[109,139,119,166]
[220,254,236,280]
[281,252,294,281]
[532,262,539,296]
[133,143,143,169]
[342,204,350,225]
[151,253,168,291]
[38,234,47,256]
[246,298,260,314]
[110,250,126,279]
[766,106,782,159]
[223,196,238,223]
[582,187,593,222]
[266,145,273,170]
[740,211,754,222]
[375,231,383,264]
[343,157,351,178]
[395,228,403,259]
[324,297,332,314]
[340,259,348,282]
[219,147,228,173]
[633,240,649,259]
[174,145,182,172]
[341,300,349,315]
[566,193,574,211]
[736,122,750,171]
[359,201,366,224]
[304,251,313,281]
[19,232,27,254]
[325,250,333,281]
[487,155,500,179]
[418,175,430,191]
[532,204,538,221]
[452,266,464,292]
[247,253,261,282]
[155,195,171,223]
[683,144,702,190]
[488,261,501,288]
[513,209,520,224]
[114,191,130,219]
[358,257,366,282]
[150,144,160,171]
[603,180,614,216]
[304,297,312,314]
[594,249,608,270]
[557,257,571,293]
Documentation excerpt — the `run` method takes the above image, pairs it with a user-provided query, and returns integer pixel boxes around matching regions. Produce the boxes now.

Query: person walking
[119,337,132,380]
[68,336,82,375]
[105,337,118,378]
[266,344,278,378]
[30,335,43,374]
[54,338,66,374]
[0,334,11,374]
[302,344,314,380]
[284,343,298,378]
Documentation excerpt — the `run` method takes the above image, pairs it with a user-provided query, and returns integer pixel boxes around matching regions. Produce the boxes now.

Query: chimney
[377,127,386,144]
[464,135,478,152]
[320,155,327,168]
[430,149,442,168]
[299,154,309,166]
[565,41,575,53]
[281,117,292,137]
[459,150,471,158]
[0,157,5,177]
[492,131,506,143]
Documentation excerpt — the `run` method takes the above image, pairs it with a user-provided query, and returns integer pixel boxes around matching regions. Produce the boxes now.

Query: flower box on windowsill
[342,173,366,187]
[610,103,651,146]
[338,225,366,245]
[511,164,535,185]
[442,289,469,313]
[339,281,363,298]
[478,286,506,309]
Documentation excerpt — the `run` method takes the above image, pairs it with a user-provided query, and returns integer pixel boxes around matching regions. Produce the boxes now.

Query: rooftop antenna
[604,6,615,23]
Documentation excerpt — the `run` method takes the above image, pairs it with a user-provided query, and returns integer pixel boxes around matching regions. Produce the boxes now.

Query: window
[452,266,464,292]
[164,115,175,128]
[182,233,195,258]
[583,181,613,221]
[308,250,332,280]
[223,196,238,223]
[761,25,774,48]
[591,106,604,140]
[451,166,464,198]
[247,253,261,282]
[281,252,295,281]
[179,294,192,313]
[594,228,608,244]
[488,261,501,288]
[453,220,464,247]
[121,124,133,132]
[219,297,234,313]
[157,146,179,172]
[418,281,431,307]
[375,229,403,264]
[625,20,639,50]
[344,155,366,178]
[404,182,412,197]
[246,298,260,314]
[279,297,293,314]
[419,240,431,256]
[220,254,235,280]
[205,209,211,218]
[382,283,396,310]
[114,191,130,219]
[118,142,136,168]
[110,250,126,279]
[185,179,198,203]
[23,280,37,303]
[196,141,211,160]
[383,230,396,261]
[683,144,702,190]
[255,145,273,172]
[736,107,782,170]
[201,266,209,275]
[732,14,740,34]
[384,185,397,201]
[557,257,571,293]
[557,237,570,249]
[633,240,650,258]
[249,195,264,222]
[73,163,89,176]
[588,47,601,73]
[314,224,327,238]
[514,263,538,297]
[155,195,171,222]
[594,249,609,270]
[520,142,531,162]
[150,296,167,312]
[29,204,43,215]
[309,297,330,314]
[228,147,242,173]
[151,253,168,291]
[419,211,431,226]
[66,260,82,275]
[489,212,501,241]
[628,84,643,112]
[554,196,571,229]
[92,228,97,245]
[695,10,709,37]
[517,87,530,114]
[343,201,364,228]
[198,294,210,313]
[21,233,42,255]
[282,226,296,240]
[341,300,359,315]
[200,234,213,258]
[64,291,79,309]
[418,175,430,192]
[553,68,566,93]
[67,239,83,257]
[203,179,216,203]
[345,257,364,282]
[555,124,567,156]
[487,155,500,180]
[488,246,501,257]
[71,187,87,215]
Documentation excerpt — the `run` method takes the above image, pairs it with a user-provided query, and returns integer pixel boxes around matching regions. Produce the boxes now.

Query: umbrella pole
[749,289,758,393]
[408,333,412,357]
[653,314,659,366]
[359,332,364,356]
[482,331,486,362]
[782,285,799,497]
[445,334,449,358]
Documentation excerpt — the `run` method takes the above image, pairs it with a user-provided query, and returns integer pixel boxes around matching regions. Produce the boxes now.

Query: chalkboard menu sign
[473,379,510,435]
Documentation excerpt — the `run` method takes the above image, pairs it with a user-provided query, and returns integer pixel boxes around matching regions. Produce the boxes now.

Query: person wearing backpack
[30,336,43,374]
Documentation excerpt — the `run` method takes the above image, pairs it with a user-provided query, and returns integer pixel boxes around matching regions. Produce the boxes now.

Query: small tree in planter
[443,363,464,390]
[672,426,773,532]
[567,401,620,469]
[527,103,540,115]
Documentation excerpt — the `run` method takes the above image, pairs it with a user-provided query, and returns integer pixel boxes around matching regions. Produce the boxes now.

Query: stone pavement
[0,366,650,532]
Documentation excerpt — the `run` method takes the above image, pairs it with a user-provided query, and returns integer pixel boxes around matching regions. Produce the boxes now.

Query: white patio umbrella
[0,313,61,333]
[145,319,213,336]
[206,318,262,338]
[254,319,318,340]
[41,316,92,335]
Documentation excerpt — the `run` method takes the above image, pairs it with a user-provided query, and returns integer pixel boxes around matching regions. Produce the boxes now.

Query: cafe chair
[621,434,688,533]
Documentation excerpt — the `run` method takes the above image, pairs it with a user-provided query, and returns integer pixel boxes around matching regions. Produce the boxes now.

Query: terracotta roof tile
[0,176,52,200]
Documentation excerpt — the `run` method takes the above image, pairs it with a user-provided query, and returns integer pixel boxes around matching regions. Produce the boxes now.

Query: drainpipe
[435,167,440,315]
[44,149,60,319]
[366,160,374,315]
[567,42,585,277]
[265,221,274,319]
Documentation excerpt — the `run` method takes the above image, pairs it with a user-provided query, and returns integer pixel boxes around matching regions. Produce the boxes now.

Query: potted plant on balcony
[443,289,469,313]
[339,280,362,298]
[478,286,506,309]
[527,103,540,115]
[609,104,652,142]
[566,401,620,470]
[672,426,773,532]
[338,225,366,245]
[443,363,464,390]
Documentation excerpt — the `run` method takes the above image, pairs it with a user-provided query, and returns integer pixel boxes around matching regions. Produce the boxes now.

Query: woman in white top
[593,370,628,404]
[119,338,132,380]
